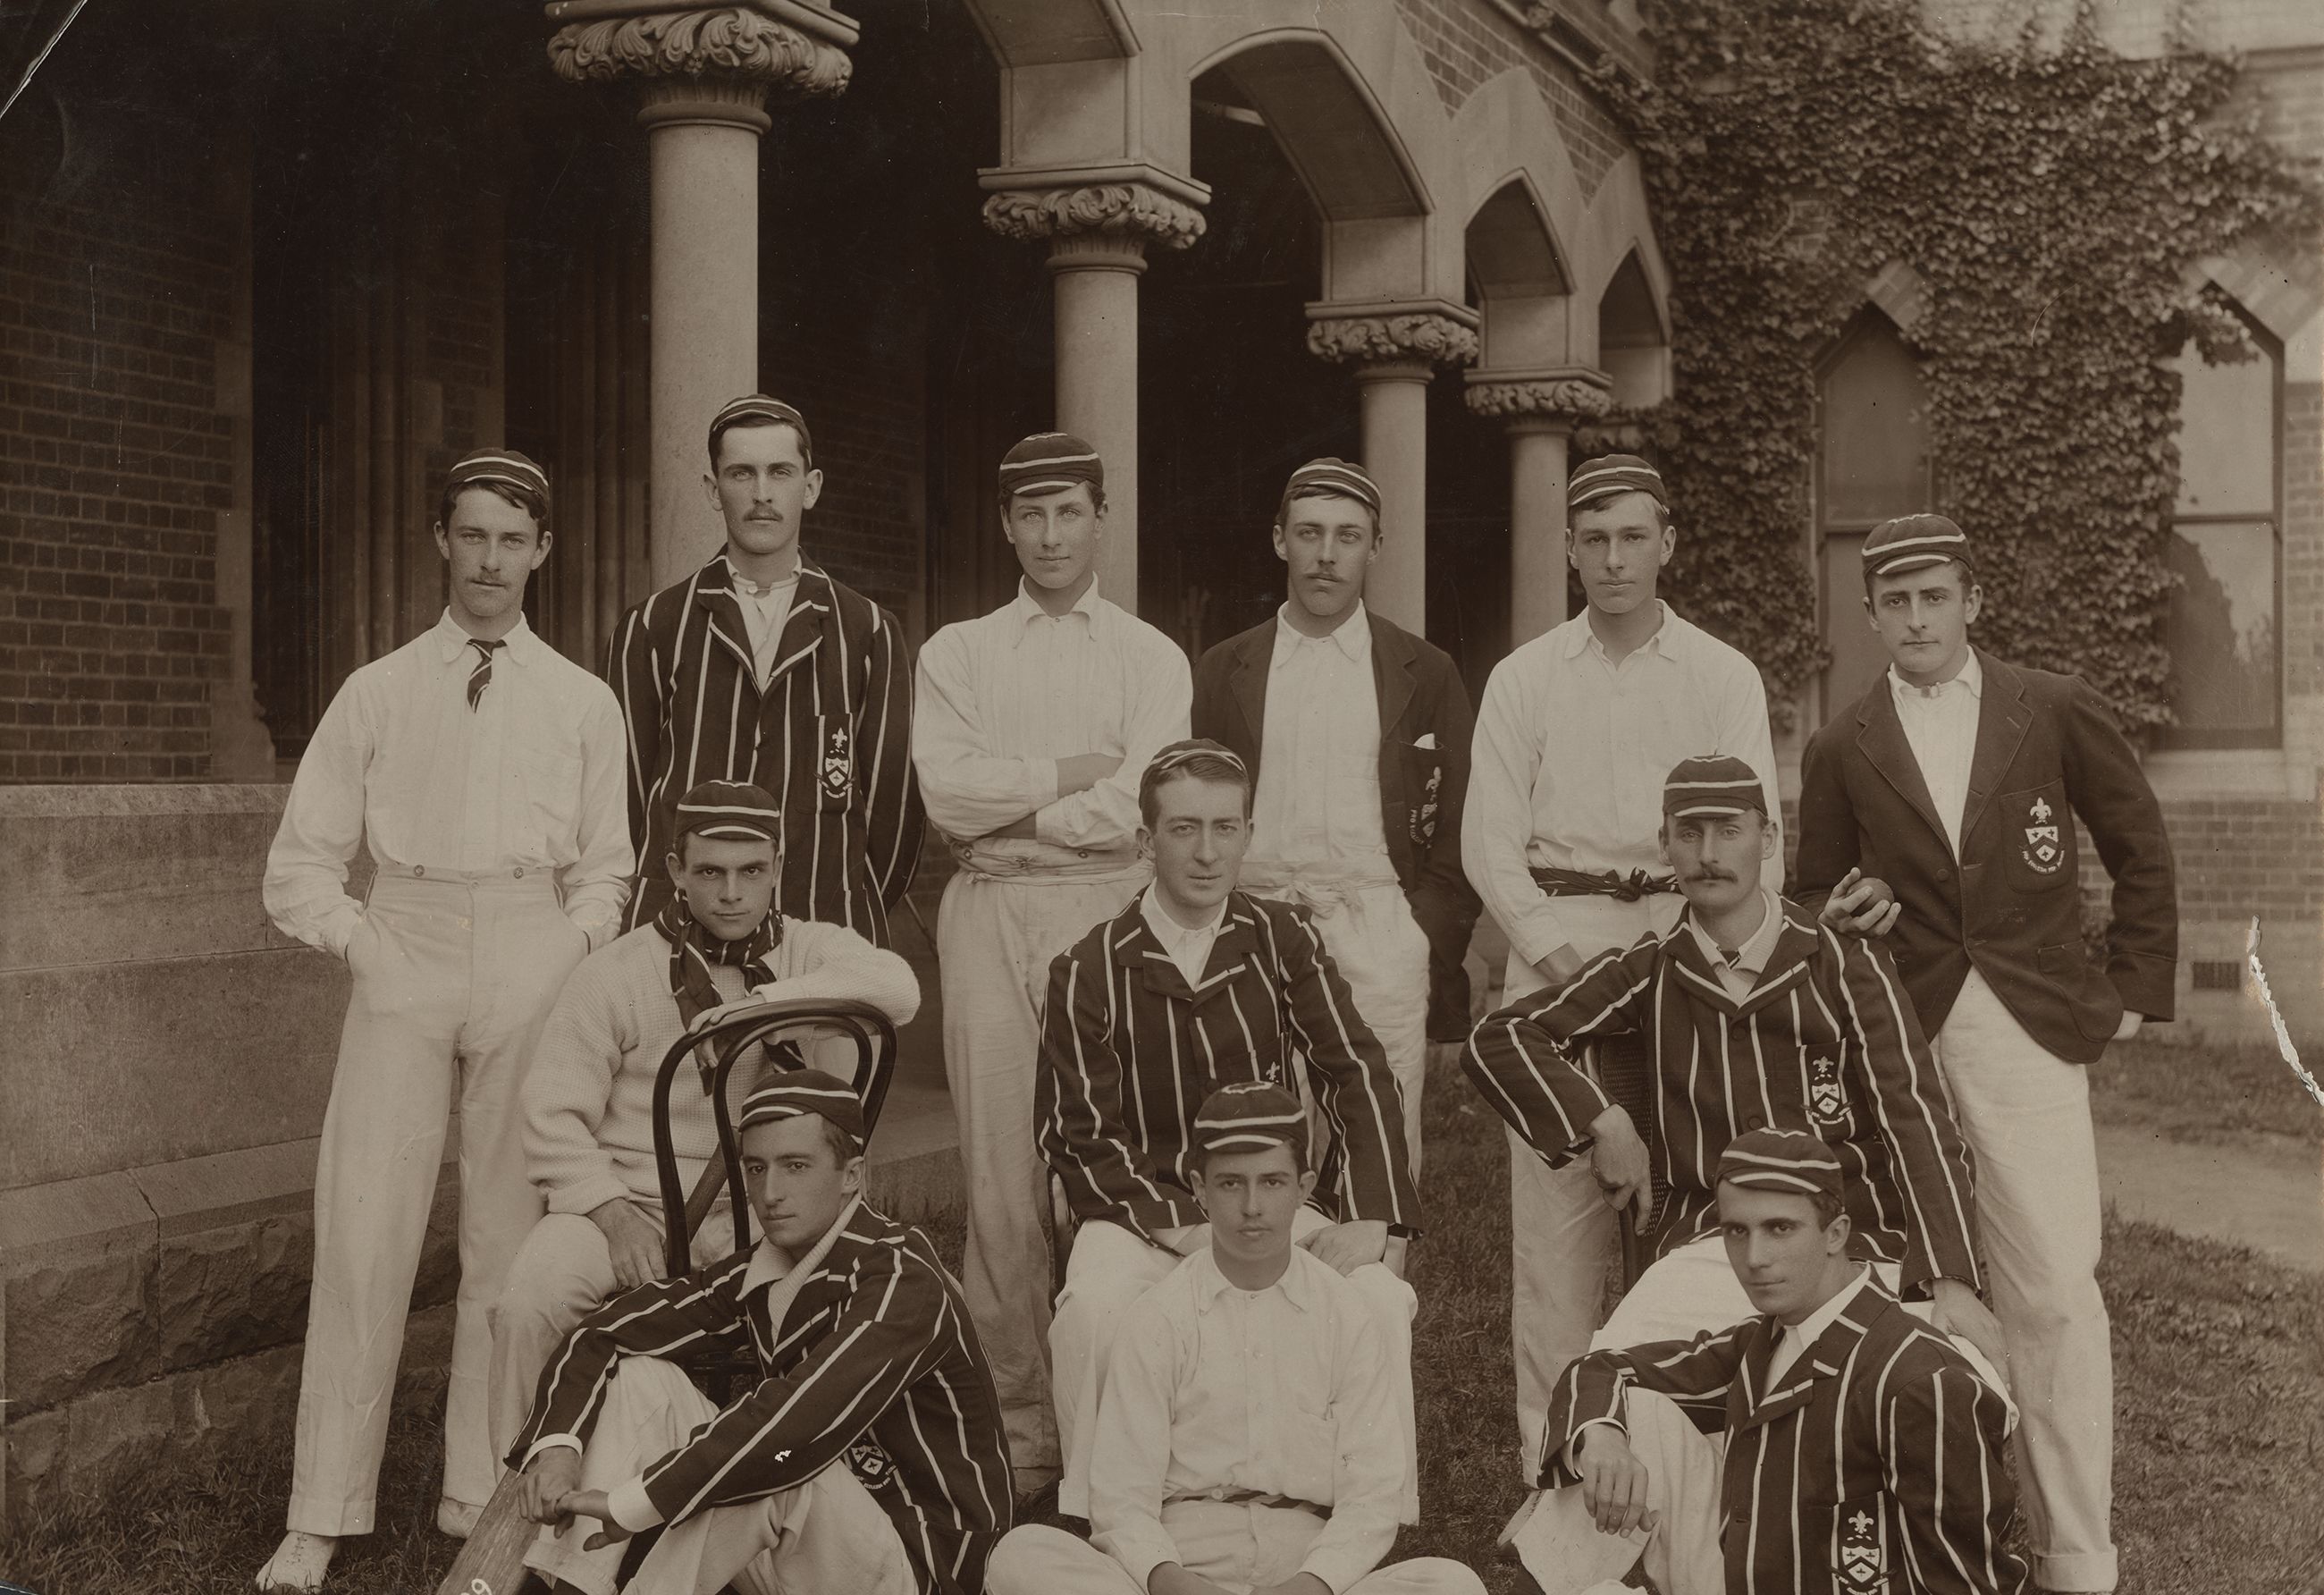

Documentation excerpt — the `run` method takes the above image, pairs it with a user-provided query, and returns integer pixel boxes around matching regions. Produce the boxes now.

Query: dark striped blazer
[508,1202,1011,1595]
[1545,1274,2027,1595]
[1462,899,1980,1293]
[1037,890,1420,1245]
[608,553,922,944]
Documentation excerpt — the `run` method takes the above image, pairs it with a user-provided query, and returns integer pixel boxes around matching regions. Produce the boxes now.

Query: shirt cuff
[607,1475,663,1533]
[322,902,366,960]
[1564,1416,1626,1473]
[1032,759,1062,814]
[549,1174,635,1219]
[521,1435,585,1472]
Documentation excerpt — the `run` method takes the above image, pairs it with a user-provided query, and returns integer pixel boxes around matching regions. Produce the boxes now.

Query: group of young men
[253,390,2176,1595]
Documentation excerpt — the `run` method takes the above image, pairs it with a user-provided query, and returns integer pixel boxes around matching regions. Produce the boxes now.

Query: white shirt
[1766,1264,1874,1388]
[1686,888,1787,1000]
[263,611,634,957]
[913,578,1191,865]
[1463,603,1783,966]
[731,567,800,688]
[1888,649,1984,858]
[1090,1246,1402,1595]
[1140,888,1227,987]
[1248,603,1390,871]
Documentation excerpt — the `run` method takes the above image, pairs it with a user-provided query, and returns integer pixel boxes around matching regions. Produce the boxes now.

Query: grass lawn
[2087,1032,2324,1145]
[7,1052,2321,1593]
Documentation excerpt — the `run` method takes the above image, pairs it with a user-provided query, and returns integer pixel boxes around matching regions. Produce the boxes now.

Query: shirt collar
[1009,575,1107,637]
[1191,1242,1316,1313]
[1140,886,1226,956]
[1558,599,1685,662]
[1269,602,1371,669]
[737,1192,862,1297]
[1777,1262,1874,1356]
[1888,647,1983,705]
[433,610,541,667]
[1686,888,1786,979]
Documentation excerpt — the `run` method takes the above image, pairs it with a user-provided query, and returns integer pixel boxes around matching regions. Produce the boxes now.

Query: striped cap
[672,781,781,846]
[1863,513,1972,581]
[1716,1128,1843,1203]
[1148,738,1248,781]
[737,1068,867,1147]
[1663,754,1767,821]
[1191,1082,1308,1160]
[1568,452,1667,511]
[1283,456,1382,518]
[998,432,1104,500]
[445,449,551,515]
[709,394,813,461]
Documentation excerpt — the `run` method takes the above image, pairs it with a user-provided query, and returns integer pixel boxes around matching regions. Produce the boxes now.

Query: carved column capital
[981,181,1208,252]
[1463,367,1615,426]
[1305,306,1480,369]
[547,5,855,122]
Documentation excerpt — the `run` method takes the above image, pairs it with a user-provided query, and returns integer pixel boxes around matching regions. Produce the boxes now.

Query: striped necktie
[466,637,504,711]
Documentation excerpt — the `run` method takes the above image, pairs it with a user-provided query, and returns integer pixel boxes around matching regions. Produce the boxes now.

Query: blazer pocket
[1392,740,1444,846]
[1997,779,2075,892]
[2039,941,2124,1043]
[809,713,855,811]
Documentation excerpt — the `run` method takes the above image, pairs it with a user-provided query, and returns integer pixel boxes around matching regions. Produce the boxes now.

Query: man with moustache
[258,450,633,1591]
[1461,455,1783,1475]
[1191,458,1479,1169]
[1795,514,2176,1595]
[1039,741,1420,1524]
[911,433,1192,1504]
[986,1084,1484,1595]
[1508,1131,2025,1595]
[484,781,921,1465]
[609,394,921,943]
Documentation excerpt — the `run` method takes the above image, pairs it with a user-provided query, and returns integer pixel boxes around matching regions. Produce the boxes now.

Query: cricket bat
[433,1470,542,1595]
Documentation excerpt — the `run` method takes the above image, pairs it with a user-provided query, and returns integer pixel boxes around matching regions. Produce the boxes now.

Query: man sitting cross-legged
[1039,739,1423,1523]
[989,1084,1485,1595]
[1508,1130,2026,1595]
[505,1071,1012,1595]
[485,779,920,1474]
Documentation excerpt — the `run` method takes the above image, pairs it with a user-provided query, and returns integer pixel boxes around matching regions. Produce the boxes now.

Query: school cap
[737,1068,867,1147]
[1716,1128,1843,1203]
[672,781,780,846]
[998,432,1104,500]
[444,449,551,515]
[1862,513,1973,581]
[1567,452,1667,511]
[1663,755,1767,821]
[709,394,814,460]
[1282,456,1382,519]
[1191,1081,1308,1159]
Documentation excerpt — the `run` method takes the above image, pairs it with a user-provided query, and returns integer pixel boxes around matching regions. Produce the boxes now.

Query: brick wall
[1396,0,1634,196]
[0,107,237,781]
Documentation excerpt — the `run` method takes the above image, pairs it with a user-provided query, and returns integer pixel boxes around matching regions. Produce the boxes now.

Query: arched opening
[1196,33,1429,223]
[1813,308,1932,720]
[1597,249,1665,406]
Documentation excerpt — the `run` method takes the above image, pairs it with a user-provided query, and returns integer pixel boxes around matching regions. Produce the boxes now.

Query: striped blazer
[608,553,922,943]
[508,1202,1011,1595]
[1545,1274,2027,1595]
[1462,899,1980,1292]
[1037,890,1420,1245]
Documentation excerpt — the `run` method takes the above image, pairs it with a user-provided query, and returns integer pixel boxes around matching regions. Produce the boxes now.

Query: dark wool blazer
[1191,610,1481,1039]
[1546,1274,2027,1595]
[1794,649,2177,1064]
[509,1202,1011,1595]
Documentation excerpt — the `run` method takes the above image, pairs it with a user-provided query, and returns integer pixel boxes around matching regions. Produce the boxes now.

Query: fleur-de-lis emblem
[2029,796,2052,823]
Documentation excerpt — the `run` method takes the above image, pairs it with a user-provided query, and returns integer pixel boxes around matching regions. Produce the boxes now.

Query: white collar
[432,610,540,667]
[1888,647,1983,705]
[1687,888,1786,979]
[1774,1263,1874,1368]
[1270,601,1370,668]
[1008,575,1106,635]
[1556,599,1687,662]
[1191,1242,1317,1314]
[1141,887,1226,955]
[737,1192,863,1298]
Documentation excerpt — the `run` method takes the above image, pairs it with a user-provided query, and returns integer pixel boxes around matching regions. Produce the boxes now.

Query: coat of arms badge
[2021,792,2064,875]
[1838,1503,1884,1591]
[821,724,853,803]
[1808,1054,1846,1123]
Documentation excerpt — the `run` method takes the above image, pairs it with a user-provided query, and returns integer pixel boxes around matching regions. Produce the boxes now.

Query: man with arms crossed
[1040,741,1421,1523]
[258,449,632,1591]
[912,432,1192,1501]
[506,1071,1012,1595]
[1461,454,1781,1473]
[1191,457,1479,1169]
[989,1083,1483,1595]
[1511,1130,2025,1595]
[486,780,921,1460]
[1795,513,2177,1595]
[609,394,921,942]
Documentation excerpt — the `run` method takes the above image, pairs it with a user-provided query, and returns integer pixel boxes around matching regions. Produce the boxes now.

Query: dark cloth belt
[1529,865,1679,902]
[1165,1488,1329,1517]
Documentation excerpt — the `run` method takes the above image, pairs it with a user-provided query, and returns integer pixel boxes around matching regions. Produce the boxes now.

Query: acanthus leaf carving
[981,184,1207,250]
[1463,378,1616,420]
[1305,314,1480,368]
[549,8,851,97]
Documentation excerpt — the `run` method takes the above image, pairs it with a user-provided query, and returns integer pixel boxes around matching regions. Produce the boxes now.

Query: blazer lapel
[692,555,757,678]
[1958,650,2034,848]
[1730,908,1820,1019]
[1737,1275,1890,1431]
[1667,925,1747,1019]
[1229,629,1270,764]
[1853,679,1949,853]
[762,561,835,688]
[1369,612,1419,739]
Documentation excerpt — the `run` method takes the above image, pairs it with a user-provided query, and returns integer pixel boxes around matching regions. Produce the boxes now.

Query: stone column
[1466,371,1614,646]
[1306,308,1480,637]
[982,175,1207,617]
[548,4,856,588]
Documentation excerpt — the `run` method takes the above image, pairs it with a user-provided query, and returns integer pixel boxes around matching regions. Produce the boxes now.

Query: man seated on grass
[504,1072,1012,1595]
[989,1083,1485,1595]
[1509,1130,2025,1595]
[1461,755,2004,1368]
[1038,739,1422,1523]
[486,780,921,1464]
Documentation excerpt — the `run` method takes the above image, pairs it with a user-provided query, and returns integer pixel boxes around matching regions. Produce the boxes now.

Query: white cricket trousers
[1501,896,1672,1480]
[1935,966,2114,1593]
[286,869,585,1535]
[988,1509,1486,1595]
[937,858,1148,1480]
[519,1357,914,1595]
[1506,1387,1726,1595]
[1050,1211,1419,1523]
[486,1208,737,1463]
[1243,865,1431,1174]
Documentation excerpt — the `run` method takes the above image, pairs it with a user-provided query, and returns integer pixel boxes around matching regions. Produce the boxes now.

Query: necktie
[466,637,504,711]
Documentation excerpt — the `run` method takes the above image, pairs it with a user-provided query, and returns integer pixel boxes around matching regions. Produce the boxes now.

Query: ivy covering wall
[1593,0,2317,729]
